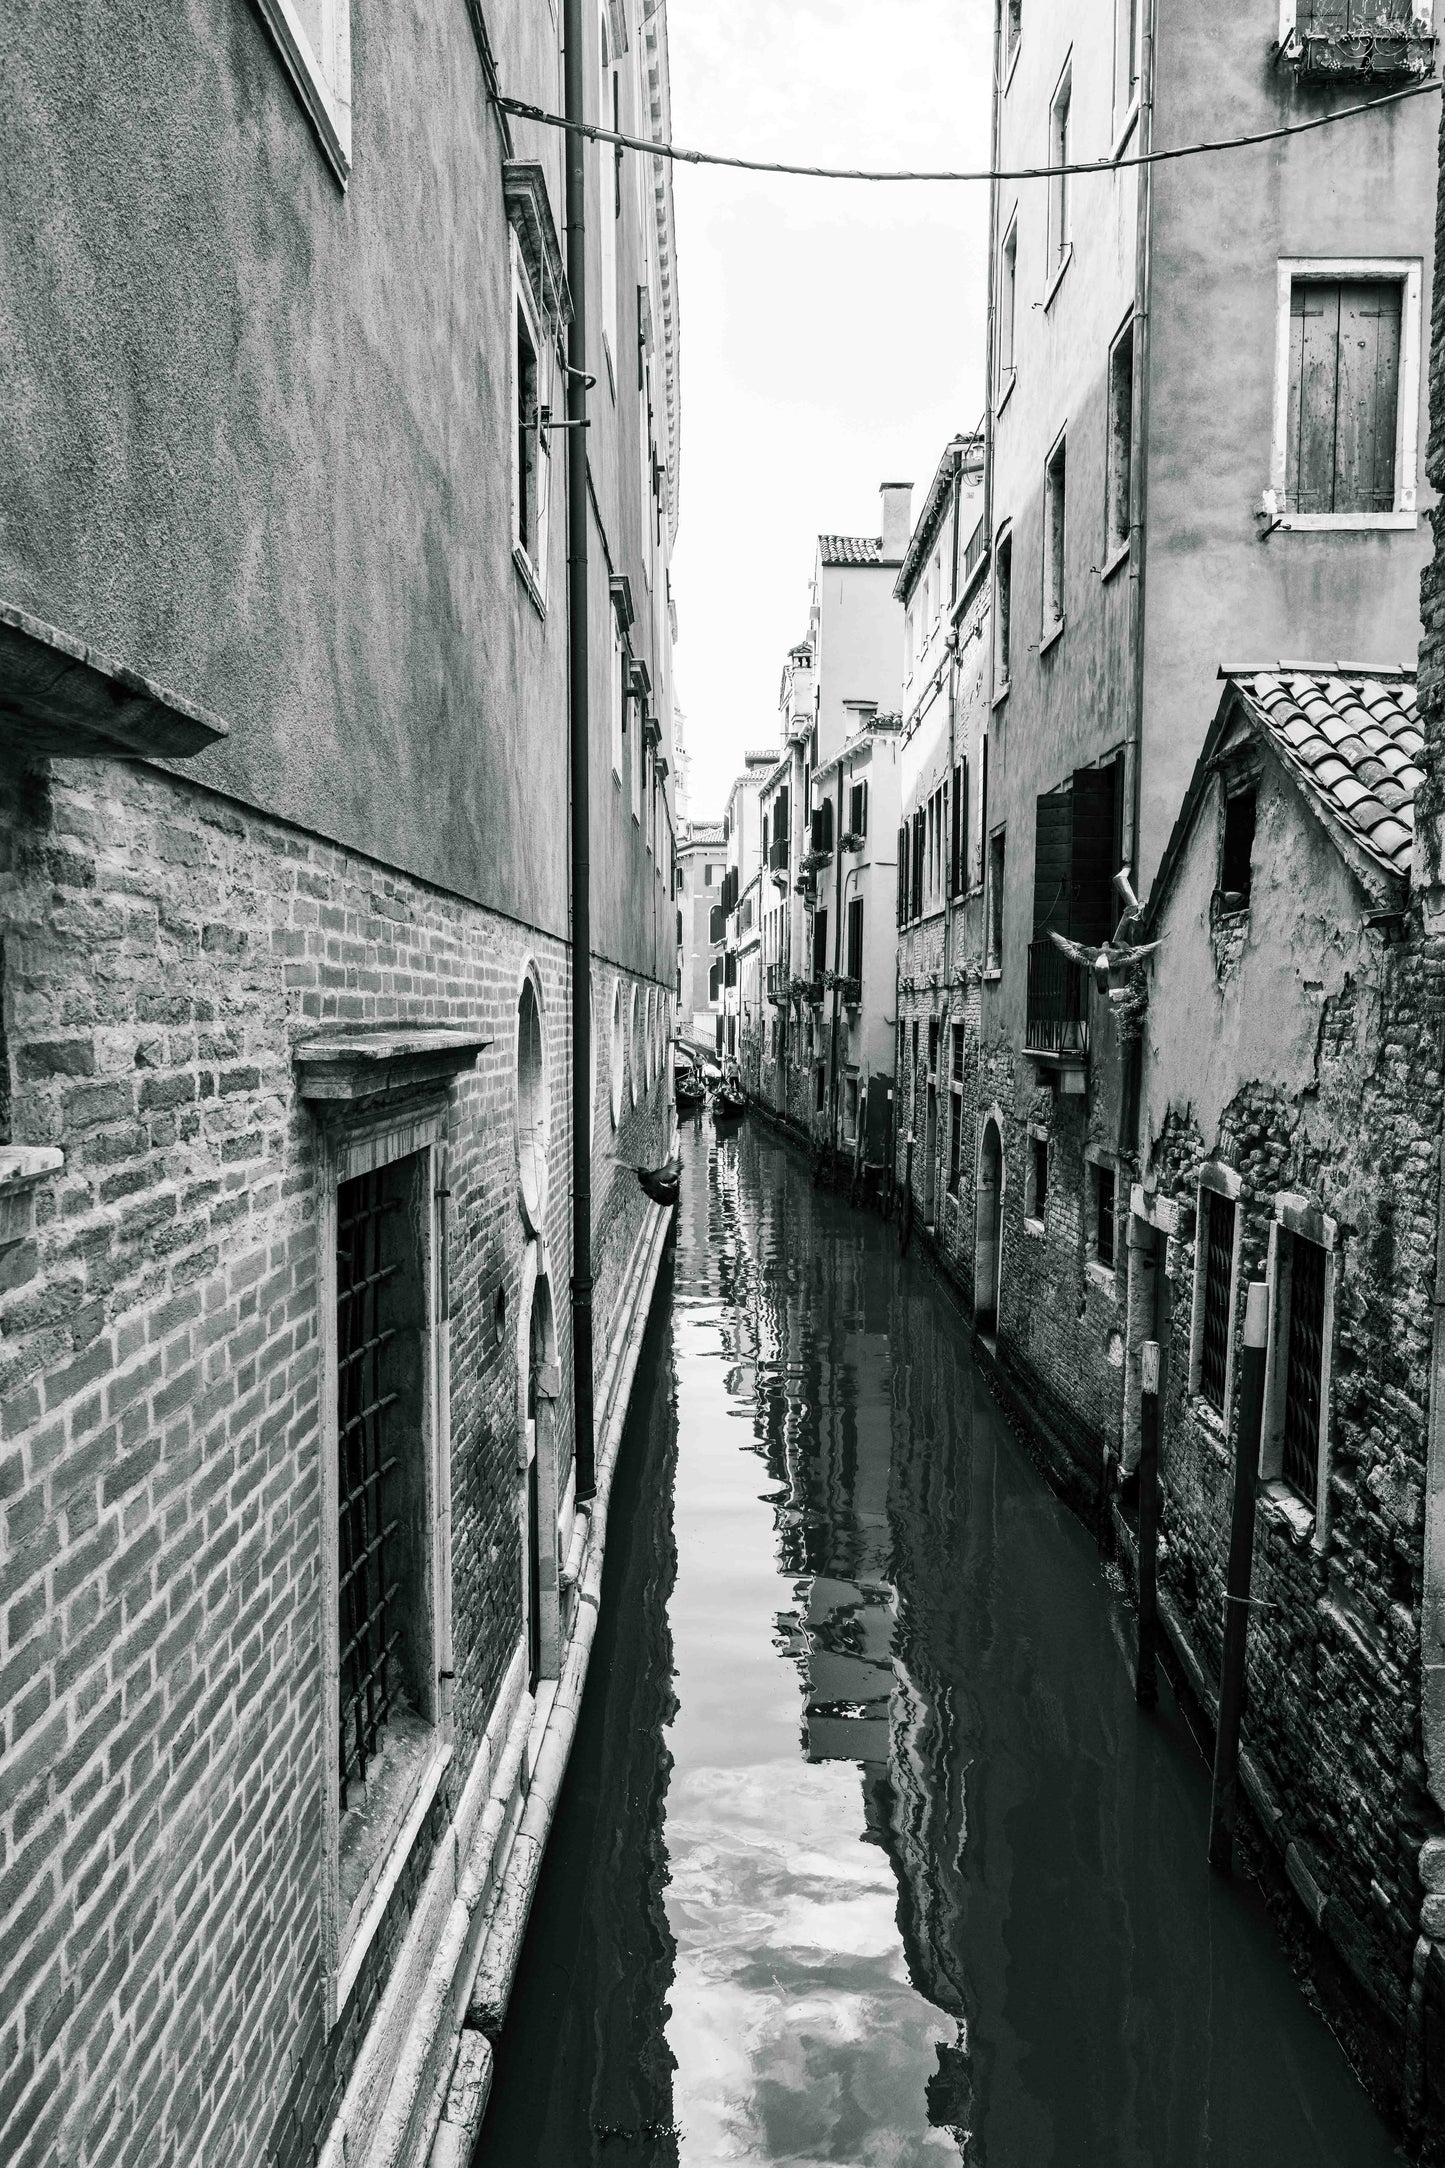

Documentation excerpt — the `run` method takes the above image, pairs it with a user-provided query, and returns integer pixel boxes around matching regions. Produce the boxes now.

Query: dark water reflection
[478,1127,1402,2166]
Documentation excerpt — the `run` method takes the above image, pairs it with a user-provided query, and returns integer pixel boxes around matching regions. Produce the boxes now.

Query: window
[995,527,1013,690]
[911,808,926,920]
[950,760,969,896]
[1220,786,1256,908]
[630,985,643,1107]
[928,1019,939,1073]
[325,1110,449,2016]
[610,618,625,778]
[1261,1202,1337,1524]
[846,896,865,983]
[816,1064,826,1112]
[986,829,1006,969]
[1028,1135,1048,1223]
[948,1096,962,1197]
[255,0,352,180]
[998,215,1019,393]
[1113,0,1141,138]
[952,1023,965,1084]
[513,267,544,588]
[1047,61,1072,282]
[516,976,549,1234]
[610,981,625,1125]
[1043,434,1067,636]
[1106,321,1134,561]
[845,1075,859,1141]
[911,1021,920,1080]
[849,779,869,837]
[1272,261,1422,527]
[598,12,619,377]
[812,908,829,978]
[1032,757,1122,950]
[1093,1163,1117,1269]
[1191,1176,1241,1416]
[897,824,908,927]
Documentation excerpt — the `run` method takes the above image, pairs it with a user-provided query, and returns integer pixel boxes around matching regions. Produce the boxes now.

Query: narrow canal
[478,1125,1402,2166]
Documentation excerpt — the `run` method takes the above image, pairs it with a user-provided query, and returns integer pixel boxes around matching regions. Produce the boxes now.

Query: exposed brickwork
[0,751,669,2168]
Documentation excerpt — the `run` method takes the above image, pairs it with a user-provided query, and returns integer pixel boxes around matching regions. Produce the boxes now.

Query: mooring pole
[1208,1280,1269,1871]
[1135,1338,1160,1707]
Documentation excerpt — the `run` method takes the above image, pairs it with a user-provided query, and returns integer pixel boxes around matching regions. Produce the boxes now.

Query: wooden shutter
[847,897,864,980]
[897,825,907,924]
[1032,788,1073,939]
[1336,281,1400,514]
[813,908,828,977]
[1070,759,1119,944]
[1287,281,1340,515]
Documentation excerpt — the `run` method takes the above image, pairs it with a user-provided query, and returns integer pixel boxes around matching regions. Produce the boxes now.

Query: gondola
[712,1084,746,1122]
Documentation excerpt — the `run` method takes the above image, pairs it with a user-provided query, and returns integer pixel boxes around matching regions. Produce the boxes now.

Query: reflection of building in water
[717,1132,972,2154]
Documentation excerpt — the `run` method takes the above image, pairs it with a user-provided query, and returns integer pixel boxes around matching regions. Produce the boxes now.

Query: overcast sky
[665,0,995,819]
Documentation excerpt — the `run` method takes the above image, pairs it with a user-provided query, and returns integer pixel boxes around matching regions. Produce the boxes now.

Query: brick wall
[0,751,668,2168]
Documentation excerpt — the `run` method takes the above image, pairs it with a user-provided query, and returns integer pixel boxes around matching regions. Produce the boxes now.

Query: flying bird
[1049,929,1161,993]
[634,1155,682,1209]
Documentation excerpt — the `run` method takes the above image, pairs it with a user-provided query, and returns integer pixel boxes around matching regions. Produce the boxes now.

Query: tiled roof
[1228,666,1421,880]
[818,535,884,567]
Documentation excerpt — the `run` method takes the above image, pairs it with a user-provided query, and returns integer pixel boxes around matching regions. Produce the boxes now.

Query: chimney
[880,481,913,562]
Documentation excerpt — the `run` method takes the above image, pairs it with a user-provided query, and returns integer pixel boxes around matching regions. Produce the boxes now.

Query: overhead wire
[497,71,1441,185]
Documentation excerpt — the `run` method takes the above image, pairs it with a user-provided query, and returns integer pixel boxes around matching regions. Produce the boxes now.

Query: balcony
[769,834,790,877]
[1025,940,1089,1068]
[1280,6,1434,77]
[766,963,788,1002]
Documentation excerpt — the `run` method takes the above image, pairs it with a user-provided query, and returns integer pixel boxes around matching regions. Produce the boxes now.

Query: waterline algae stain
[479,1128,1401,2166]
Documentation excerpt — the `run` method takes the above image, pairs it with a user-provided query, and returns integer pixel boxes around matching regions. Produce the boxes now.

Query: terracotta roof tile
[818,534,885,567]
[1228,665,1419,880]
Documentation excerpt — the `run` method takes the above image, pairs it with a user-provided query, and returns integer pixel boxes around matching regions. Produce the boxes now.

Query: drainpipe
[944,443,964,995]
[979,0,1003,821]
[1422,1129,1445,1809]
[564,0,595,1503]
[1125,0,1158,893]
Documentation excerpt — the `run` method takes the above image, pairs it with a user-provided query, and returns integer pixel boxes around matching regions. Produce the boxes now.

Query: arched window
[610,981,625,1127]
[516,974,548,1232]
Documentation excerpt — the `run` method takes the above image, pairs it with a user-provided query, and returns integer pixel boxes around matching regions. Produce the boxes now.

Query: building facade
[0,4,680,2166]
[676,820,724,1052]
[962,0,1436,1492]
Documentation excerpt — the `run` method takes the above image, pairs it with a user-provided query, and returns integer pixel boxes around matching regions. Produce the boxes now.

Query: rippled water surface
[478,1126,1401,2166]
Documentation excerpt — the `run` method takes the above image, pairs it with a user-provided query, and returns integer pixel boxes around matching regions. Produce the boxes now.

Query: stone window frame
[1266,255,1423,532]
[320,1101,454,2029]
[610,979,625,1128]
[1259,1190,1340,1549]
[1188,1162,1245,1426]
[515,963,550,1238]
[1084,1145,1121,1291]
[1024,1123,1048,1235]
[511,236,551,611]
[254,0,352,183]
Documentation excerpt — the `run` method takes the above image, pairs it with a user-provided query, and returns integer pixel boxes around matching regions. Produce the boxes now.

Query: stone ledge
[0,1145,64,1245]
[0,600,229,759]
[294,1029,490,1105]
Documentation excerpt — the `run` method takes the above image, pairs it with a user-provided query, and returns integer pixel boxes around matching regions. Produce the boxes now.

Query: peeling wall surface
[1144,758,1380,1151]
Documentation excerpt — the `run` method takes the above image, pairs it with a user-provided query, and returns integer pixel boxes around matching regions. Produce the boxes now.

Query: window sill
[513,542,547,618]
[992,679,1012,710]
[1024,1215,1045,1239]
[996,368,1018,420]
[1101,537,1131,584]
[1086,1257,1118,1295]
[1043,246,1073,313]
[1039,620,1065,658]
[982,964,1003,982]
[1110,100,1140,163]
[1270,510,1418,532]
[337,1718,452,2017]
[1258,1478,1317,1548]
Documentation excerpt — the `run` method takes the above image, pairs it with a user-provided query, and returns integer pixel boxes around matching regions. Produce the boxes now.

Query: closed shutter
[813,908,829,977]
[1032,788,1073,940]
[1288,279,1401,515]
[897,825,907,925]
[709,904,724,945]
[847,897,864,980]
[776,784,789,844]
[1070,758,1120,944]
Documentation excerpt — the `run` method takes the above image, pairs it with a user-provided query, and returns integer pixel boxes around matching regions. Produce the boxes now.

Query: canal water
[478,1125,1402,2166]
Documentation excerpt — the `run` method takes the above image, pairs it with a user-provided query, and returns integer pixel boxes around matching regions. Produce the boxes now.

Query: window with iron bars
[1198,1190,1236,1414]
[1281,1230,1327,1504]
[336,1155,430,1823]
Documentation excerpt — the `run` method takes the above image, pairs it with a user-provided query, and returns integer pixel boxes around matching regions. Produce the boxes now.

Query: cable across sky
[497,71,1441,185]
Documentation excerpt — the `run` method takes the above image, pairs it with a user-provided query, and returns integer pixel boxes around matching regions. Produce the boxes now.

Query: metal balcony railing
[1025,939,1088,1060]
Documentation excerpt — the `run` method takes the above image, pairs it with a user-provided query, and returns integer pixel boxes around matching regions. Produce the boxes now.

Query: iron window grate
[1199,1191,1235,1413]
[337,1169,405,1812]
[1282,1232,1327,1504]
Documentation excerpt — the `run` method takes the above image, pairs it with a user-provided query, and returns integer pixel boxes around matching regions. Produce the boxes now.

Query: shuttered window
[846,897,864,981]
[812,908,829,978]
[1031,758,1121,943]
[897,825,908,925]
[1286,278,1401,515]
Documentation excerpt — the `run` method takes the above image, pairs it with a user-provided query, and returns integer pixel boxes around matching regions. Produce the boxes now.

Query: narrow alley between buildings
[478,1126,1401,2167]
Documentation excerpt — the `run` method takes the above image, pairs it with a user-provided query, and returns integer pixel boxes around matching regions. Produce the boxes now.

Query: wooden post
[1135,1338,1160,1707]
[1208,1280,1269,1872]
